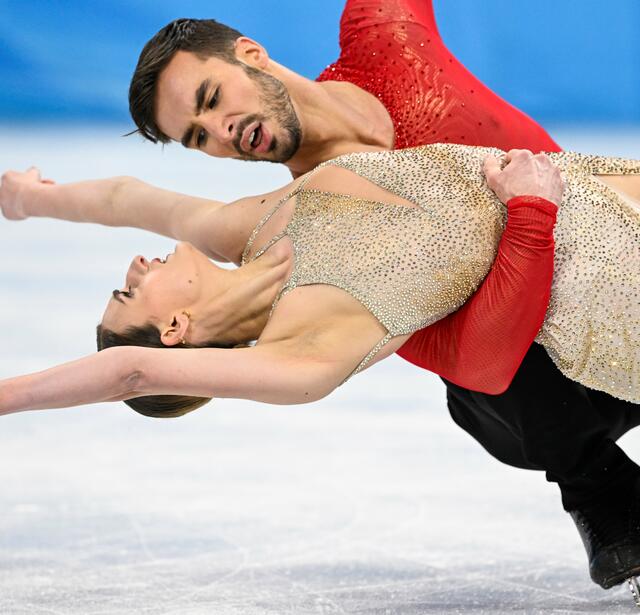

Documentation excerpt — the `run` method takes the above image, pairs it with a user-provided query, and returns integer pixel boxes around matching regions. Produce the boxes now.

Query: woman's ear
[234,36,270,70]
[160,311,191,347]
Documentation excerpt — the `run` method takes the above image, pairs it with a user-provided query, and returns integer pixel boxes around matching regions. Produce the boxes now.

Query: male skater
[3,0,640,591]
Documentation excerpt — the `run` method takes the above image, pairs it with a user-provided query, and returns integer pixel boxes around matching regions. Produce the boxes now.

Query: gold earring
[183,310,191,318]
[180,338,186,345]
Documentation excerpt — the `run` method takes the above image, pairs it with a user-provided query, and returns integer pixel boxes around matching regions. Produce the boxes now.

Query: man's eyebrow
[195,78,211,115]
[112,289,125,304]
[180,78,211,148]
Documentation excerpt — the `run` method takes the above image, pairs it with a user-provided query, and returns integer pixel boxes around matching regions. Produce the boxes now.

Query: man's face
[155,50,302,163]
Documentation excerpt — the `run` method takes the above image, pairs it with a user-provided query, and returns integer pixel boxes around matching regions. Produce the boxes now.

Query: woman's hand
[0,347,140,416]
[483,149,565,206]
[0,167,55,221]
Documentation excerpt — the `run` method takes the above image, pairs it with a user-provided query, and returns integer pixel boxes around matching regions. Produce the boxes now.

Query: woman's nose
[126,255,148,285]
[132,255,149,271]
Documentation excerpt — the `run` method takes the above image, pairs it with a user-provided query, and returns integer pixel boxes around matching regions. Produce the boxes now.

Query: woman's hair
[96,323,233,419]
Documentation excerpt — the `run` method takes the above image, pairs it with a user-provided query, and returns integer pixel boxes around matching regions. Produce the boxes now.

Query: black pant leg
[444,343,640,510]
[585,387,640,441]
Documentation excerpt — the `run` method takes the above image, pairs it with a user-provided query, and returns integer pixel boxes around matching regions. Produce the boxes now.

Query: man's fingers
[483,155,502,181]
[504,148,533,164]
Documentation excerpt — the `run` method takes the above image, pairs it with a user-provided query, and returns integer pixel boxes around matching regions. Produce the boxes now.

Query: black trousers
[444,343,640,511]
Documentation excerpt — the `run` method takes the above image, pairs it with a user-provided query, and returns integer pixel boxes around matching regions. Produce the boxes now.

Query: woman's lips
[151,252,171,265]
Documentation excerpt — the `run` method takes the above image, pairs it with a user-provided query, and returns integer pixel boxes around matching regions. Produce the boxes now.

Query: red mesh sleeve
[396,196,557,394]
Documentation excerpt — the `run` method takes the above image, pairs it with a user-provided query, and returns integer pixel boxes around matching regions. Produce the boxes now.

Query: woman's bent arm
[0,170,240,262]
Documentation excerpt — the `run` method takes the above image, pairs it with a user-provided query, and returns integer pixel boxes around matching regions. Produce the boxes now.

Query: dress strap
[252,231,289,261]
[342,332,393,384]
[241,188,297,265]
[241,164,330,265]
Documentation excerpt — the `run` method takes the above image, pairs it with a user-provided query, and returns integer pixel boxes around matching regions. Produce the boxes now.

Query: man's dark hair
[96,323,233,419]
[129,18,244,144]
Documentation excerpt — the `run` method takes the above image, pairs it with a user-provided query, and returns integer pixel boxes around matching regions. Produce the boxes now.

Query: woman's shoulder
[259,281,393,372]
[216,179,304,265]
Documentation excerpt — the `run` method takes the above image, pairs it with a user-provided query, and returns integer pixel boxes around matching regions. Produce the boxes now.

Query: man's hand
[483,149,565,206]
[0,167,55,221]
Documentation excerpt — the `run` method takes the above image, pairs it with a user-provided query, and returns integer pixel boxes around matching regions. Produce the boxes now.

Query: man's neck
[269,62,395,176]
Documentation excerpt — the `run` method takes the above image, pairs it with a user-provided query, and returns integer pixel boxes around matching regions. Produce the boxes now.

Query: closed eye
[208,87,219,109]
[112,285,134,304]
[196,128,207,149]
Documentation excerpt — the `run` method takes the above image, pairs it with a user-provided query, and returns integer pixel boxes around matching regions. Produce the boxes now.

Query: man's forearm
[23,177,226,240]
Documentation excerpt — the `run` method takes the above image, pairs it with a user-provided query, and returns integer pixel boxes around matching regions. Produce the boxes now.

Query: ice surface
[0,127,639,614]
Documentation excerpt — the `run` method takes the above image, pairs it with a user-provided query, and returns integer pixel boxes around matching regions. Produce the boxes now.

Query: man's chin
[232,152,276,163]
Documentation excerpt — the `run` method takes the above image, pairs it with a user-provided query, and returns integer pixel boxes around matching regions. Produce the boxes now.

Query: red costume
[316,0,562,392]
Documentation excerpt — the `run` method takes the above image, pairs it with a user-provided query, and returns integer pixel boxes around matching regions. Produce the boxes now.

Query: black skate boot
[569,476,640,595]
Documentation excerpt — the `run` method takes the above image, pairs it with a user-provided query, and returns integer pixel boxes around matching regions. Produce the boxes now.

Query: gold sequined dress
[243,144,640,403]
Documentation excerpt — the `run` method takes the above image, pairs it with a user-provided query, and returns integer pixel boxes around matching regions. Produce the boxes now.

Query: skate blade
[627,577,640,608]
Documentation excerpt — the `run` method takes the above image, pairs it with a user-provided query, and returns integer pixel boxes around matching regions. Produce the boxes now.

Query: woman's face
[101,242,210,334]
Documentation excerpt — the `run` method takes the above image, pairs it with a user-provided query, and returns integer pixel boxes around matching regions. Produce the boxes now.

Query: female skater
[0,142,638,418]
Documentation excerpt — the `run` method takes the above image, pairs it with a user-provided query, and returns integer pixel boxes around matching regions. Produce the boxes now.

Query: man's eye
[208,89,219,109]
[123,285,134,298]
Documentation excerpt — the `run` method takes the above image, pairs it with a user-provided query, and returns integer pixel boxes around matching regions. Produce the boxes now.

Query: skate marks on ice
[0,397,636,615]
[1,129,640,614]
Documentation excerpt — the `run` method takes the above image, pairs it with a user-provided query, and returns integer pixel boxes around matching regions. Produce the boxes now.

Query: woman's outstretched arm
[0,169,252,263]
[0,344,341,416]
[0,346,139,415]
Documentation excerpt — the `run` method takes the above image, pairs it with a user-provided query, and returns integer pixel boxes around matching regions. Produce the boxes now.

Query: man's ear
[234,36,270,70]
[160,311,191,347]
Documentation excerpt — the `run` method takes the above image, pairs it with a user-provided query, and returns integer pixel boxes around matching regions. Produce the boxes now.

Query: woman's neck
[191,244,292,345]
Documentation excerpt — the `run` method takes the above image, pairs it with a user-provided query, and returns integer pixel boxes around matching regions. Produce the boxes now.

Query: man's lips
[254,124,272,154]
[240,121,272,155]
[240,121,261,153]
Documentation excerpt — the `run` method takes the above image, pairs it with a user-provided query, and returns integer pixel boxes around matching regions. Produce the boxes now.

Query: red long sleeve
[317,0,562,387]
[396,196,558,394]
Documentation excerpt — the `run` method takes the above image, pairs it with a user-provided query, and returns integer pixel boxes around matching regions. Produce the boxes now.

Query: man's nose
[203,115,235,144]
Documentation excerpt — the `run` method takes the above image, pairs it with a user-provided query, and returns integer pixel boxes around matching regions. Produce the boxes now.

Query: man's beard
[233,65,302,163]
